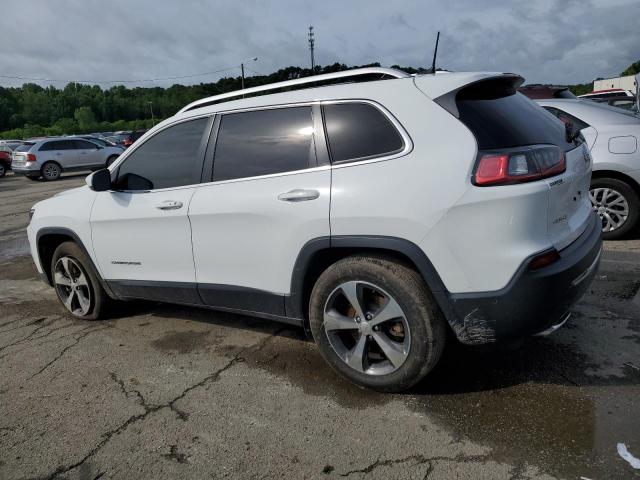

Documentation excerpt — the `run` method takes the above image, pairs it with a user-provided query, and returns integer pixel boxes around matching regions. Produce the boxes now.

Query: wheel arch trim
[286,235,454,327]
[35,227,116,298]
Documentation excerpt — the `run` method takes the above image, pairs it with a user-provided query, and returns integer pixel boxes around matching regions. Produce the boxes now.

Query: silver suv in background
[12,138,122,181]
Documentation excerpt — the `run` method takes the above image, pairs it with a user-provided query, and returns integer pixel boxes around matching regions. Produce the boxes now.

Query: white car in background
[537,99,640,239]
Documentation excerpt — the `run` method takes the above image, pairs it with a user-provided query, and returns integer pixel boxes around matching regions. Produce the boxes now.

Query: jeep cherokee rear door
[189,105,330,317]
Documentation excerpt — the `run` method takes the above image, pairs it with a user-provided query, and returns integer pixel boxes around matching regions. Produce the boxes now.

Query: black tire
[590,177,640,240]
[309,255,446,392]
[0,162,6,177]
[51,242,110,320]
[41,161,61,181]
[106,155,118,167]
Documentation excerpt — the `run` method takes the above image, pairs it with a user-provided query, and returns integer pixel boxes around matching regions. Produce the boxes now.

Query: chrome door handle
[156,200,183,210]
[277,189,320,202]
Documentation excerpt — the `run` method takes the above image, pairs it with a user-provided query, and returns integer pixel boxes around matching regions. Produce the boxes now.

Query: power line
[0,65,241,86]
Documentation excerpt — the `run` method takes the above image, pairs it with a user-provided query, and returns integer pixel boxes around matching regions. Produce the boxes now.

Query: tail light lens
[27,153,37,162]
[474,145,565,186]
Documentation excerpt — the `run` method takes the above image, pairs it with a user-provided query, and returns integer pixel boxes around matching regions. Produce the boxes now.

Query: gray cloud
[0,0,637,88]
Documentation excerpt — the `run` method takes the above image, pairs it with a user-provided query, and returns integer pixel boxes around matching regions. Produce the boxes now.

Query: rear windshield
[456,80,573,151]
[14,143,34,152]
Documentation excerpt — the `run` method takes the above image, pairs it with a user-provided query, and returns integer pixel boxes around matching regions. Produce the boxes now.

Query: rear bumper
[444,213,602,344]
[12,165,40,176]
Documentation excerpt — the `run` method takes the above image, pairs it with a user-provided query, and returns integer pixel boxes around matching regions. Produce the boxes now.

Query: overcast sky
[0,0,638,89]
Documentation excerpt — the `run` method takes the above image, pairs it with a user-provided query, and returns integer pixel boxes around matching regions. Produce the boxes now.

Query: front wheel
[51,242,110,320]
[590,178,639,240]
[309,255,446,392]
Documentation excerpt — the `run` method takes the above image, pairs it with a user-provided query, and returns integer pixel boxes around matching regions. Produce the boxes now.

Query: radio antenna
[431,31,440,74]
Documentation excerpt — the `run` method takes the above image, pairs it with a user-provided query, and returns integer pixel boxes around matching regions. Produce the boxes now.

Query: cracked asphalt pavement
[1,172,639,479]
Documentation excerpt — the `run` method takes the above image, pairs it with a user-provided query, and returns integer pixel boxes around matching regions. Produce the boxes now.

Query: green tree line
[0,62,407,139]
[0,59,636,139]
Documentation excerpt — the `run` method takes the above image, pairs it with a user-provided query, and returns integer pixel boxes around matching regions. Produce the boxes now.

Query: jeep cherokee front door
[90,116,212,303]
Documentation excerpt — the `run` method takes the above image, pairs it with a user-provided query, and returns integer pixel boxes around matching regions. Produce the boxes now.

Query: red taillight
[27,153,37,162]
[475,154,510,185]
[528,249,560,270]
[474,146,565,186]
[123,139,132,146]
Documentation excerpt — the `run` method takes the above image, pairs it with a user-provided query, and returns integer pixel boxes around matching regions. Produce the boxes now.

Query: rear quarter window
[322,102,404,163]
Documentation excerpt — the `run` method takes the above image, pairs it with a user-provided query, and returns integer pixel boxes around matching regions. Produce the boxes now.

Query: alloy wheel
[323,281,411,376]
[590,187,629,232]
[43,163,60,180]
[53,256,92,316]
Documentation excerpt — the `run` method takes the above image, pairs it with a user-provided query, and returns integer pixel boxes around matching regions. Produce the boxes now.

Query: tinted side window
[213,107,315,181]
[41,140,75,151]
[116,118,208,190]
[322,103,404,163]
[74,140,98,150]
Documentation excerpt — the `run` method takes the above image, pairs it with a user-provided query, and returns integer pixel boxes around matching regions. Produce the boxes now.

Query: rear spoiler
[420,74,524,118]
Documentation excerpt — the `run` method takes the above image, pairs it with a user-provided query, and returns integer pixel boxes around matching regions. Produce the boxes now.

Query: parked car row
[0,129,147,178]
[10,137,123,181]
[104,130,147,148]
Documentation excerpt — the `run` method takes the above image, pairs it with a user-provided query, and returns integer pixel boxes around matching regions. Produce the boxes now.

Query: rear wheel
[51,242,110,320]
[590,178,639,240]
[41,161,61,181]
[309,255,446,392]
[0,163,5,177]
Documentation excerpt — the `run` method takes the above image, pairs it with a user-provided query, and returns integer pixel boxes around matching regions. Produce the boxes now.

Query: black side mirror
[90,169,112,191]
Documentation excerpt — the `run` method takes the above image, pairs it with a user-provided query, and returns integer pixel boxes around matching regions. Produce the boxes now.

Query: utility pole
[240,57,258,92]
[308,26,315,72]
[148,101,155,126]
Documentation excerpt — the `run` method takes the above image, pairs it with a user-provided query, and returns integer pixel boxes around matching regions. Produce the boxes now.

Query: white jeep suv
[27,68,602,392]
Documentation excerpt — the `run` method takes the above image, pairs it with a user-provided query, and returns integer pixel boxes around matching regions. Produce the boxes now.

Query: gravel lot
[1,172,639,479]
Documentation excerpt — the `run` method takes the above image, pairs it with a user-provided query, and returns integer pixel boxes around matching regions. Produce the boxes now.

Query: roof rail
[178,67,410,113]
